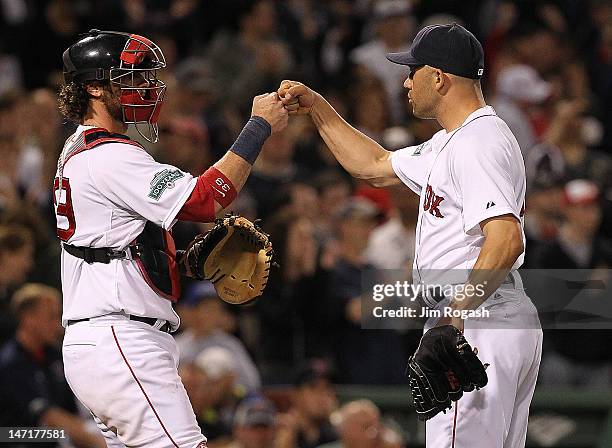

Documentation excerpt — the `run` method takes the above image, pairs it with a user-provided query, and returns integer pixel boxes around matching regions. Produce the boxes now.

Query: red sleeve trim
[176,167,237,222]
[201,167,237,209]
[176,177,216,222]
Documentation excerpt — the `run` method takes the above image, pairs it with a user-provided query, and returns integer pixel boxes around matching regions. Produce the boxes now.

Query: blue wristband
[229,116,272,165]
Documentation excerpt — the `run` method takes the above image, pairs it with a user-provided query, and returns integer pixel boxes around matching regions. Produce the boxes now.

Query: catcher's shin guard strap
[229,116,271,164]
[202,167,237,209]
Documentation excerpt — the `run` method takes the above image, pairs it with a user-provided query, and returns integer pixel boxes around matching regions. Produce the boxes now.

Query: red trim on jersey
[53,177,76,241]
[176,177,216,223]
[202,167,237,209]
[451,401,458,448]
[132,229,181,303]
[62,128,144,167]
[164,230,181,300]
[176,167,236,222]
[111,326,180,448]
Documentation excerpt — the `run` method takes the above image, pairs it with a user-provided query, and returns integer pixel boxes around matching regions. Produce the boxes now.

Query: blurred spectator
[350,0,414,123]
[275,360,339,448]
[532,180,612,386]
[169,57,239,160]
[365,185,418,271]
[0,284,105,447]
[328,198,405,384]
[191,346,246,443]
[318,399,403,448]
[256,211,335,381]
[228,396,278,448]
[0,225,34,344]
[246,128,302,220]
[542,99,612,194]
[206,0,293,115]
[349,77,391,143]
[0,132,20,211]
[522,176,564,269]
[312,170,353,242]
[531,180,610,269]
[0,44,22,96]
[1,204,61,289]
[157,115,211,174]
[20,88,65,206]
[492,64,552,154]
[503,21,564,76]
[176,281,261,393]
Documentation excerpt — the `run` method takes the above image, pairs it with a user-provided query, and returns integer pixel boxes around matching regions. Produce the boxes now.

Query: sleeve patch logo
[148,169,185,200]
[413,141,428,156]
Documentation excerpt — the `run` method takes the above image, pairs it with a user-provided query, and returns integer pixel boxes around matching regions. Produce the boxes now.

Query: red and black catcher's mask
[62,29,167,142]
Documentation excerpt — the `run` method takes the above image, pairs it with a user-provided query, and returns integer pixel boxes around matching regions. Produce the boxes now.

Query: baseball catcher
[57,29,287,448]
[407,325,488,421]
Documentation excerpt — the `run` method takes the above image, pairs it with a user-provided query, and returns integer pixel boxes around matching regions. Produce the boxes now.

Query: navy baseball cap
[182,281,217,307]
[387,23,484,79]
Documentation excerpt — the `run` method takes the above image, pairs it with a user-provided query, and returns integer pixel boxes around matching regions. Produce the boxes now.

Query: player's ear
[434,69,451,94]
[434,69,444,89]
[86,83,104,99]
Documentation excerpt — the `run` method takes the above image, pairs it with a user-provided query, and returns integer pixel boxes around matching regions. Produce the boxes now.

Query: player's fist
[278,80,316,115]
[251,92,289,134]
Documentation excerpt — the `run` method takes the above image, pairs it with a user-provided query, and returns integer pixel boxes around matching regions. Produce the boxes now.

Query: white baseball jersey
[391,106,526,284]
[392,107,540,448]
[54,125,198,328]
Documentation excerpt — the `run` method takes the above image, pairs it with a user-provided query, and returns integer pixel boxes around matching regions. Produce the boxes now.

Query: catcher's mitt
[407,325,488,421]
[184,214,273,304]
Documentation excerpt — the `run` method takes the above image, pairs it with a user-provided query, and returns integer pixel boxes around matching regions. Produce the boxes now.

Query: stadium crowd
[0,0,611,446]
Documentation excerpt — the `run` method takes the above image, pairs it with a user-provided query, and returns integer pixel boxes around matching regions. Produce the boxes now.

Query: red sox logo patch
[424,184,444,218]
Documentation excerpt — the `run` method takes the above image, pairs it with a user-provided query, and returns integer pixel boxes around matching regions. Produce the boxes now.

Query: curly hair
[57,81,90,123]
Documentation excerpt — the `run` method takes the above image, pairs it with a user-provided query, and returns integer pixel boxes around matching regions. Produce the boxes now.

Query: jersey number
[53,177,76,241]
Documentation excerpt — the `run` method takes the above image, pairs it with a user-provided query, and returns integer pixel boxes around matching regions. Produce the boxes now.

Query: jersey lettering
[424,184,445,218]
[54,177,76,241]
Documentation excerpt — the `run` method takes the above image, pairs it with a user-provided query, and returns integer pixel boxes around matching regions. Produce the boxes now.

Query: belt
[67,315,172,333]
[416,271,519,309]
[63,244,140,264]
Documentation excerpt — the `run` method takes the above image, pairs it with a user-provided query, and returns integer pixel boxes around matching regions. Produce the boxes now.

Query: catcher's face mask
[110,34,167,143]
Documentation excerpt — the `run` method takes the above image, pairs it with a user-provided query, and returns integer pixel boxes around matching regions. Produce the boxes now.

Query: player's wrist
[229,116,271,165]
[309,92,322,115]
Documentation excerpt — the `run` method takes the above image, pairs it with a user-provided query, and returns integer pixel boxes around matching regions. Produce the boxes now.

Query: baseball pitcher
[279,23,542,448]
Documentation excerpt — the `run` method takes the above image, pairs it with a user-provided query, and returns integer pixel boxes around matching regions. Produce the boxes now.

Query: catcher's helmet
[62,29,167,142]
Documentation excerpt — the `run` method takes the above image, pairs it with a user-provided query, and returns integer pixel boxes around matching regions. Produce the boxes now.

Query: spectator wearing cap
[350,0,415,124]
[275,360,339,448]
[328,198,406,384]
[227,396,278,448]
[0,284,105,447]
[176,281,261,393]
[531,181,612,386]
[170,57,238,161]
[189,346,244,445]
[521,175,565,269]
[492,64,553,154]
[530,179,610,269]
